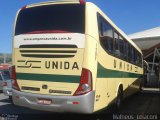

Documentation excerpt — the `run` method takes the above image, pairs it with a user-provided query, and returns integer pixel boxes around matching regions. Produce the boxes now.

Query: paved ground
[120,90,160,114]
[0,90,159,120]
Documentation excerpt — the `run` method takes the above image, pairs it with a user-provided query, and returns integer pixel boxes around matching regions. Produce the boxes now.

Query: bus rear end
[12,1,95,113]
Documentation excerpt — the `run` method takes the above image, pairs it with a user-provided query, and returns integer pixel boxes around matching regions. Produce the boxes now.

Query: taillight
[11,66,20,91]
[79,0,85,4]
[25,30,70,34]
[11,66,16,80]
[21,6,26,10]
[73,68,92,96]
[2,82,7,87]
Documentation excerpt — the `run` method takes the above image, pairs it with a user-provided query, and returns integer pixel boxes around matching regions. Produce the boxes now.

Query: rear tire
[115,87,123,111]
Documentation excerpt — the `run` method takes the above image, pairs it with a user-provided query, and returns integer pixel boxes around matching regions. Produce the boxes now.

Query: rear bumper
[3,88,12,96]
[12,89,95,113]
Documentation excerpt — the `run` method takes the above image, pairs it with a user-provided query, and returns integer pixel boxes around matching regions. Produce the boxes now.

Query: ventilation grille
[19,44,77,58]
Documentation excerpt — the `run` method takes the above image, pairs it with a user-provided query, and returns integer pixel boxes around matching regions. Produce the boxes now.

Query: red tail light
[11,66,20,91]
[2,82,7,87]
[25,30,70,34]
[79,0,85,4]
[21,6,26,10]
[11,66,16,80]
[73,68,92,96]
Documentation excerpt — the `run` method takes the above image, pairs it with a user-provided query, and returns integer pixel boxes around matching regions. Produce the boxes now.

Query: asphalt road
[119,91,160,114]
[0,90,159,120]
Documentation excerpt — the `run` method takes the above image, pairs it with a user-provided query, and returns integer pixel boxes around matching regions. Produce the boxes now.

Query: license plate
[37,99,52,105]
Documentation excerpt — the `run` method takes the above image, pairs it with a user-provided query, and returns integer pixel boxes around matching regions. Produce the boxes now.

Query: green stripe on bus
[97,63,142,78]
[16,73,80,83]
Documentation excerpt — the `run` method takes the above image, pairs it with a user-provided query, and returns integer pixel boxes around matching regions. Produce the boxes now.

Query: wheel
[115,87,123,111]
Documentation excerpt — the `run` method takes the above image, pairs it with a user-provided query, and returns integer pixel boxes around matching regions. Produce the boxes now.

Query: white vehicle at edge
[0,70,12,99]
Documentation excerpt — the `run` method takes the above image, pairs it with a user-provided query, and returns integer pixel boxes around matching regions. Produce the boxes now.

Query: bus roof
[26,0,81,8]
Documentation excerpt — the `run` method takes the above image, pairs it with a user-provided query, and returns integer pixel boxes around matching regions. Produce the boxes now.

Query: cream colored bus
[12,0,143,113]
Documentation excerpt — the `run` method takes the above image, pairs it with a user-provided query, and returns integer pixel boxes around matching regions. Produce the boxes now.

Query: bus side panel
[85,2,144,113]
[94,45,116,112]
[94,45,143,112]
[83,35,98,91]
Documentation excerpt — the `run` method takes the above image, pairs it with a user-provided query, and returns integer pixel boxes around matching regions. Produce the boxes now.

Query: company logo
[17,60,79,70]
[17,60,41,68]
[45,61,79,70]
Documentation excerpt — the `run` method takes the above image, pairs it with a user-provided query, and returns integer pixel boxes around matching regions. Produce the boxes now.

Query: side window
[97,13,142,67]
[131,47,134,63]
[124,40,128,60]
[114,32,125,59]
[119,36,124,58]
[103,21,114,54]
[128,44,132,61]
[114,32,120,57]
[99,19,103,37]
[98,14,114,54]
[134,49,138,65]
[133,49,143,67]
[134,50,138,65]
[138,53,142,67]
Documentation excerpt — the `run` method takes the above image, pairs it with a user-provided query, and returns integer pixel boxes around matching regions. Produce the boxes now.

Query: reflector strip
[72,102,79,104]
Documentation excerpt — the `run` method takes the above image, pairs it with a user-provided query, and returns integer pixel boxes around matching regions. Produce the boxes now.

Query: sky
[0,0,160,53]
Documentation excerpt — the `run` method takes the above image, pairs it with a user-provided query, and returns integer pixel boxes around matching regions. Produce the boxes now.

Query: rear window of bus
[15,4,85,35]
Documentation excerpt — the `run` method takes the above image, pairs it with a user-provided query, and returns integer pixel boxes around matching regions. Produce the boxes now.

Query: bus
[12,0,143,113]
